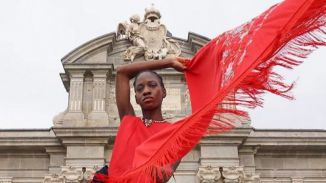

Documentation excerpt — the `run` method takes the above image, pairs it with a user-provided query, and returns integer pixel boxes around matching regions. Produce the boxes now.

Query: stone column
[88,70,109,126]
[63,70,85,126]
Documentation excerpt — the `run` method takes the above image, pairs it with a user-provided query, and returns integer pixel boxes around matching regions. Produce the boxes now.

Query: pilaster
[88,70,109,126]
[63,70,85,126]
[68,71,85,113]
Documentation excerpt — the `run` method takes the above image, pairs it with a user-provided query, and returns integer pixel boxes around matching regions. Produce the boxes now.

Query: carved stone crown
[144,4,161,20]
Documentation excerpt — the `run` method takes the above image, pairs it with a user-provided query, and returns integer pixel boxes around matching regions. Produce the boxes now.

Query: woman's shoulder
[121,114,141,123]
[121,114,138,119]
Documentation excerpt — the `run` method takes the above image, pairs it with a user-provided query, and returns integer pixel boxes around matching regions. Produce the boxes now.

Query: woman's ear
[162,87,167,98]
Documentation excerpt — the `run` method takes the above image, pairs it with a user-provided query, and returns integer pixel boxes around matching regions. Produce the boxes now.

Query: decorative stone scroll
[44,174,64,183]
[117,5,181,61]
[197,165,260,183]
[197,166,222,183]
[43,166,97,183]
[222,166,244,182]
[291,177,304,183]
[0,177,12,183]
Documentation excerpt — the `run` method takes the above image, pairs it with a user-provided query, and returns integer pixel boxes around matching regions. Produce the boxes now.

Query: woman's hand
[170,57,190,72]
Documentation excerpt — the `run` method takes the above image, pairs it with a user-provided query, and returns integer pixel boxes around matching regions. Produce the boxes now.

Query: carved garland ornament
[43,166,98,183]
[197,165,261,183]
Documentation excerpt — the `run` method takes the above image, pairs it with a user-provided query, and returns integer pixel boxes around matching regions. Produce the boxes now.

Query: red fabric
[101,0,325,182]
[110,115,172,177]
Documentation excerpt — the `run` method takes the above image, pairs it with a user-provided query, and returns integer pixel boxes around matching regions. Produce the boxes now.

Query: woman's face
[134,72,166,111]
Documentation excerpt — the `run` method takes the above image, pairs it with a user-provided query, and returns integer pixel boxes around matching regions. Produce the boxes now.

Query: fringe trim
[98,1,325,182]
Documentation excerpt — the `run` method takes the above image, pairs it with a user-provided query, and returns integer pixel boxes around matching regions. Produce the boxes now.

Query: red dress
[109,115,172,179]
[96,0,325,182]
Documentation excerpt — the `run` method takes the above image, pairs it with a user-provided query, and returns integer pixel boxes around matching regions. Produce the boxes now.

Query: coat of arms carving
[117,5,181,61]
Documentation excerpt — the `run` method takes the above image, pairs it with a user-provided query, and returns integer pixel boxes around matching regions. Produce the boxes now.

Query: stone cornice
[52,127,118,146]
[243,129,326,149]
[187,32,210,52]
[200,128,252,145]
[2,127,326,149]
[62,63,113,70]
[52,127,118,137]
[0,129,60,149]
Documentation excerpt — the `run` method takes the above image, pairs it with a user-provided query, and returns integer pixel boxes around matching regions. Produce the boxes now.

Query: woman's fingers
[176,57,191,67]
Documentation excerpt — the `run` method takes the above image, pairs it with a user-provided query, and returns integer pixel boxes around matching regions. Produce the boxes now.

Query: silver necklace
[142,118,166,127]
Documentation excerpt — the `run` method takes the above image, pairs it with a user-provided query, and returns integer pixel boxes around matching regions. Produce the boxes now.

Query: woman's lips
[143,97,153,102]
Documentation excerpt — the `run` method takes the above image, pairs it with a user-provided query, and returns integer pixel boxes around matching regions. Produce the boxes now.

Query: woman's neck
[142,109,163,121]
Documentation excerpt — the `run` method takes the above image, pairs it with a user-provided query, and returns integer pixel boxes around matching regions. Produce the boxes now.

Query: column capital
[92,70,108,77]
[68,70,85,78]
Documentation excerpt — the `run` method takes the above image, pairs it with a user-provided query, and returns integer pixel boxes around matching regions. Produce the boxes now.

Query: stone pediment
[61,32,209,66]
[59,31,209,92]
[61,32,116,65]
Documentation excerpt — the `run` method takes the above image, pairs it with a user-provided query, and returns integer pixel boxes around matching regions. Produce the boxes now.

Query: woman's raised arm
[115,57,187,120]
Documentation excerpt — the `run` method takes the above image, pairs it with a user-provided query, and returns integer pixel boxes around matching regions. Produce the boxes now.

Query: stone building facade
[1,8,326,183]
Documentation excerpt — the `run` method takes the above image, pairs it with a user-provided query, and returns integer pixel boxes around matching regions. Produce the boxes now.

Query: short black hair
[133,70,165,90]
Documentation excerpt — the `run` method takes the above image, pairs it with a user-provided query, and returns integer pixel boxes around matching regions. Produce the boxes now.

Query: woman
[92,57,187,183]
[94,0,325,182]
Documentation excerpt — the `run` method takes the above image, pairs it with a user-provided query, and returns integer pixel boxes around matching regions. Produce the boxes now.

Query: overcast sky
[0,0,325,129]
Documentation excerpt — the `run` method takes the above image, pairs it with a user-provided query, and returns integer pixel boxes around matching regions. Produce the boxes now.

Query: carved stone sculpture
[0,177,13,183]
[197,165,222,183]
[197,166,261,183]
[44,174,64,183]
[43,166,97,183]
[291,177,304,183]
[222,166,245,183]
[118,14,146,61]
[117,5,181,61]
[243,174,260,183]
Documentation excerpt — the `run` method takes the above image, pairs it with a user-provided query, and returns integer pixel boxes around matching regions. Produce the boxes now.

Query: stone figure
[117,5,181,61]
[118,14,146,61]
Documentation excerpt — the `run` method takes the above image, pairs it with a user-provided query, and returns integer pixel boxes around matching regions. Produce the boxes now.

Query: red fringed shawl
[99,0,326,182]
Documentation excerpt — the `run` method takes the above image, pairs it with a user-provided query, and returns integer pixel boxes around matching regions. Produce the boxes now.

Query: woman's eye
[136,86,143,92]
[149,82,157,87]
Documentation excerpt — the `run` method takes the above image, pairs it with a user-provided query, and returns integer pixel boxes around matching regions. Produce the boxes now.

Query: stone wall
[1,128,326,183]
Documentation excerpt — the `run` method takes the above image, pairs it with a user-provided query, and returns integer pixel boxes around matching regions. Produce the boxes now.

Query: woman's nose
[142,86,151,95]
